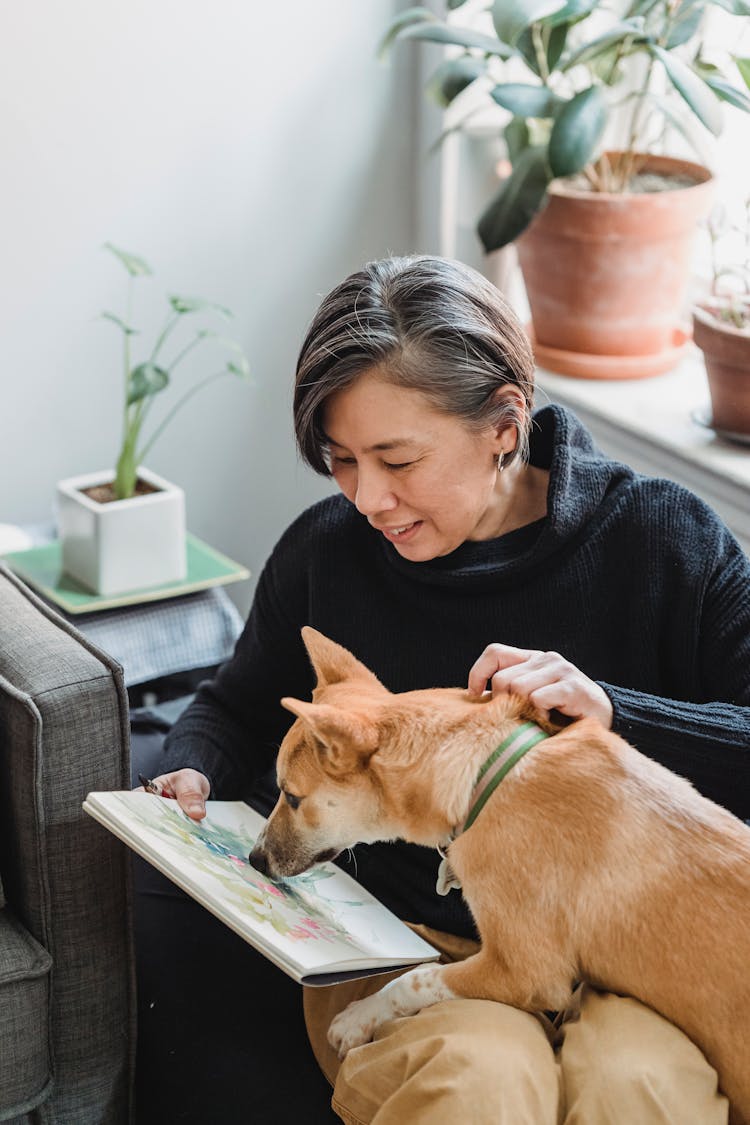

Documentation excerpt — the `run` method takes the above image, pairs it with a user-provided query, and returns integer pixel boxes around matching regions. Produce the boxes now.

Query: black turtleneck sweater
[161,405,750,939]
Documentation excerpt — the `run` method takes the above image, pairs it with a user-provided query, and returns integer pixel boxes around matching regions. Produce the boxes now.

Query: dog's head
[248,627,398,878]
[248,627,544,879]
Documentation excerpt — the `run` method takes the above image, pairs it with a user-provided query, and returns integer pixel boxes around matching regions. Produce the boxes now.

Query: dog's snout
[248,846,269,875]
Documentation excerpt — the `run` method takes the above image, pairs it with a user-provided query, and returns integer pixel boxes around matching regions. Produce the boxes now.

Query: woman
[137,255,750,1124]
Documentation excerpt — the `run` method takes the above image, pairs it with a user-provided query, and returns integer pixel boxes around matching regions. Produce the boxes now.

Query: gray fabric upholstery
[0,564,136,1123]
[0,909,53,1119]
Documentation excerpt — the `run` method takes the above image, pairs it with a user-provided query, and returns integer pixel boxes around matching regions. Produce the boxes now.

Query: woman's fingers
[135,768,210,820]
[467,644,533,696]
[468,644,613,728]
[171,770,210,820]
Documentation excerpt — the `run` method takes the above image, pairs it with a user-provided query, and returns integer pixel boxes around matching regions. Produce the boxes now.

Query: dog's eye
[284,791,301,810]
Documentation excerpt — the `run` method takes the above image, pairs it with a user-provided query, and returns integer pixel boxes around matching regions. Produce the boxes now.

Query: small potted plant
[58,245,250,595]
[693,200,750,439]
[383,1,750,377]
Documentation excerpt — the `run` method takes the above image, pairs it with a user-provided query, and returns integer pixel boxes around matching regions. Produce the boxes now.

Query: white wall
[0,1,432,614]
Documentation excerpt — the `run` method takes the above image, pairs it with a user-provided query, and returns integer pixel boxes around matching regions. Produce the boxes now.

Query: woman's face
[322,371,516,561]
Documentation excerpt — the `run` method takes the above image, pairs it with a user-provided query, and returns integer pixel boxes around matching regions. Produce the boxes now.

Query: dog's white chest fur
[436,851,462,895]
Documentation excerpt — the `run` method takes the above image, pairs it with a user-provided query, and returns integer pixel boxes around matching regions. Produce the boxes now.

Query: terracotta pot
[692,305,750,436]
[516,153,713,377]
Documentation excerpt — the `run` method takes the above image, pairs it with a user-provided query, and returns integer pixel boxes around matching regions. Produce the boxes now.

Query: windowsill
[533,345,750,554]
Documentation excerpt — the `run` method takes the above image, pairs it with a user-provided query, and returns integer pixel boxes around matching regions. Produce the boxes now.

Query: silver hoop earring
[497,452,505,473]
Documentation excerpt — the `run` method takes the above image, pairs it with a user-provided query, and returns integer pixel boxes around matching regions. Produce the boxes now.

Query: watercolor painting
[110,792,360,944]
[85,792,440,977]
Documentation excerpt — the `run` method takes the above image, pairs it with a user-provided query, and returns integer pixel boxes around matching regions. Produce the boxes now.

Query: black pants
[131,725,338,1124]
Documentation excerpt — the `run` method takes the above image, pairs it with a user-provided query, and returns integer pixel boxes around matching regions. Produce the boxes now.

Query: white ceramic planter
[57,467,187,595]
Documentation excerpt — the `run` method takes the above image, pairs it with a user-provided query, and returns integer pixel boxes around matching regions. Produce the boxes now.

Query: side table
[71,586,245,705]
[2,522,248,704]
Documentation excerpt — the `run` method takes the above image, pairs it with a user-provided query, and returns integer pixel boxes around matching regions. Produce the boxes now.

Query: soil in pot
[82,478,160,504]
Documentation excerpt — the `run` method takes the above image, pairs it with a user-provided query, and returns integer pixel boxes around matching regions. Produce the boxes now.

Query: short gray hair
[294,255,535,475]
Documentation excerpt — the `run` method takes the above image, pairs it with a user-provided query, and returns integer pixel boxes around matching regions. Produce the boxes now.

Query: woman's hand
[467,643,614,729]
[135,768,210,821]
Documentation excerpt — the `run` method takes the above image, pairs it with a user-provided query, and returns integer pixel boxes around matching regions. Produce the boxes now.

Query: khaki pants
[304,926,729,1125]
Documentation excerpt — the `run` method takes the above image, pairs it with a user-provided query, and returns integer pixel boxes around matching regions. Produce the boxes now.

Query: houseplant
[58,244,250,595]
[383,1,750,377]
[693,199,750,437]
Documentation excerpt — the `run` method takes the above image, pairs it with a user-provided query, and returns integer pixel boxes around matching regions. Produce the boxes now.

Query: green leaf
[625,0,661,15]
[515,26,541,74]
[492,0,567,46]
[168,295,233,318]
[504,116,532,162]
[665,0,705,48]
[516,21,569,73]
[127,363,169,405]
[544,0,599,27]
[447,0,470,7]
[395,22,516,58]
[637,89,698,149]
[735,57,750,90]
[198,330,251,378]
[707,0,750,14]
[477,145,551,251]
[491,82,564,117]
[377,7,435,60]
[227,360,251,379]
[100,311,138,335]
[103,243,153,277]
[649,45,724,135]
[548,85,607,177]
[703,74,750,112]
[561,19,646,69]
[546,22,571,69]
[427,56,486,106]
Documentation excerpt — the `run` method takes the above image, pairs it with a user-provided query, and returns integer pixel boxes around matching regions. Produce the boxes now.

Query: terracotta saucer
[527,324,692,380]
[691,407,750,448]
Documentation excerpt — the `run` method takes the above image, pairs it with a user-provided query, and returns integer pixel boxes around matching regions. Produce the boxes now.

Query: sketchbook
[83,792,440,986]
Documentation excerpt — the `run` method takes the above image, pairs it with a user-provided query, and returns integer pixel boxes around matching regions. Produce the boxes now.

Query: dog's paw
[328,995,386,1058]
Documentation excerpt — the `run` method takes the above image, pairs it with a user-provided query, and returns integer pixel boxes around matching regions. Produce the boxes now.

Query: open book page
[83,792,439,984]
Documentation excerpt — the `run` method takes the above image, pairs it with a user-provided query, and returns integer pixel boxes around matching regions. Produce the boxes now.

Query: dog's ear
[300,626,385,691]
[281,697,378,775]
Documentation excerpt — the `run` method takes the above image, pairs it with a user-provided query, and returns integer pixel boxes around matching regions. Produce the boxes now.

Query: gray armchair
[0,564,135,1123]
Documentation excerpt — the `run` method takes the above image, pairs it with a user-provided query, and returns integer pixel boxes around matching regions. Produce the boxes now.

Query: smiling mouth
[377,520,422,538]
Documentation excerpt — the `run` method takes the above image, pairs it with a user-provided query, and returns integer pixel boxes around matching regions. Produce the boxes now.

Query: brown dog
[250,627,750,1123]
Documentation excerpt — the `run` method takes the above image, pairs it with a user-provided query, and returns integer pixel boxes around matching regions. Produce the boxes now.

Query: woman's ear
[490,385,527,455]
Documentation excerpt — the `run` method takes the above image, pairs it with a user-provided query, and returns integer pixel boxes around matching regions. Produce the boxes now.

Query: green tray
[2,534,250,614]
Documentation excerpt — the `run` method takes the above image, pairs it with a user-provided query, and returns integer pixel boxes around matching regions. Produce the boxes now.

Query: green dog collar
[436,720,549,896]
[462,720,549,833]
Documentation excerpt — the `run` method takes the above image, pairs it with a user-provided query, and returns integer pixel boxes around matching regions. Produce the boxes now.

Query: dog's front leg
[328,963,457,1057]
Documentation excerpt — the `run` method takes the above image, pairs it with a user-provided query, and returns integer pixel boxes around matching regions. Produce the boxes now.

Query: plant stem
[620,50,656,188]
[167,333,204,371]
[150,312,180,364]
[123,277,134,445]
[621,0,683,188]
[114,424,139,500]
[137,370,230,463]
[606,37,627,87]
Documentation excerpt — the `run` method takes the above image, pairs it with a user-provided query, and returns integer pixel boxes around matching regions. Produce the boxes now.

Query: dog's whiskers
[345,847,358,877]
